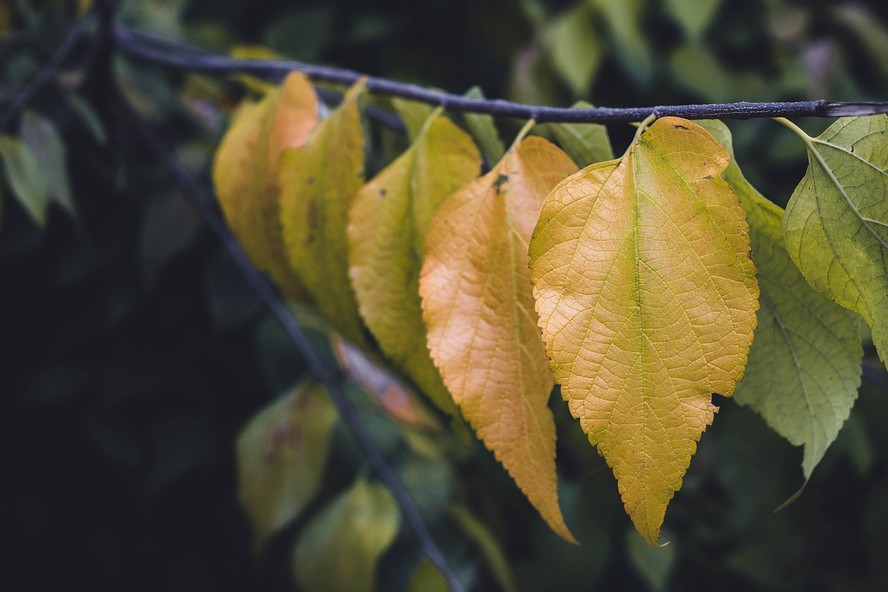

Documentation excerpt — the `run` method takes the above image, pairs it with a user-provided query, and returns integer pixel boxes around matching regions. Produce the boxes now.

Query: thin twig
[113,22,888,124]
[0,5,98,130]
[117,100,465,592]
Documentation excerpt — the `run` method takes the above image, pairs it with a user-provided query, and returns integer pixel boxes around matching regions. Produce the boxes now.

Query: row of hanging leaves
[213,71,887,547]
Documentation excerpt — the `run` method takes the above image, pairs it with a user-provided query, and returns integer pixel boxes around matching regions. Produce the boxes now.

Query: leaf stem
[510,118,537,151]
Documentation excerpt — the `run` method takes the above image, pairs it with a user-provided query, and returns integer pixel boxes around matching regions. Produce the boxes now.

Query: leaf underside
[782,115,888,364]
[702,120,863,480]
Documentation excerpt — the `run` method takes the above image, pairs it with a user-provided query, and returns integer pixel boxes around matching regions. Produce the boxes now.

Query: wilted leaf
[664,0,721,41]
[545,3,602,95]
[542,101,613,167]
[702,120,863,479]
[279,80,368,344]
[0,136,50,227]
[212,71,319,301]
[332,338,442,431]
[461,86,505,166]
[292,479,399,592]
[20,111,76,219]
[781,116,888,363]
[349,111,480,414]
[420,135,578,542]
[530,117,759,544]
[237,381,338,553]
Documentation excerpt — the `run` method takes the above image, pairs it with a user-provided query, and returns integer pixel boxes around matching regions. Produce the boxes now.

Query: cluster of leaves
[5,1,888,591]
[214,65,887,564]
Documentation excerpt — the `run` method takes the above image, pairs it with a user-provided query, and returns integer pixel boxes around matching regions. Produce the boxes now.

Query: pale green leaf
[781,116,888,363]
[449,506,517,592]
[664,0,722,41]
[588,0,652,84]
[531,118,759,544]
[626,528,676,590]
[20,111,76,219]
[542,101,613,167]
[236,381,338,553]
[292,479,400,592]
[702,120,863,479]
[349,112,480,414]
[545,3,602,95]
[461,86,505,165]
[0,135,50,227]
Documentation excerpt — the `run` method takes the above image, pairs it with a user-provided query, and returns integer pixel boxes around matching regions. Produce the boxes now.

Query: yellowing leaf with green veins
[349,112,480,414]
[530,117,759,545]
[292,479,399,592]
[236,381,338,554]
[390,97,435,142]
[701,120,863,480]
[212,72,319,301]
[279,80,368,345]
[780,116,888,364]
[420,135,578,543]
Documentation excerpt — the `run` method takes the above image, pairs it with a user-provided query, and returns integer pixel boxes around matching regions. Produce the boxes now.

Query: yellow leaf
[420,135,578,543]
[279,80,368,345]
[349,112,481,414]
[530,117,759,545]
[212,72,318,301]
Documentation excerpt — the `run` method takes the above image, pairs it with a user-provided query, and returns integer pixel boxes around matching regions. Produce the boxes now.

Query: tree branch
[112,22,888,124]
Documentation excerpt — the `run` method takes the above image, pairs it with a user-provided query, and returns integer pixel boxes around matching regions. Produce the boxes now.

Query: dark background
[2,0,888,590]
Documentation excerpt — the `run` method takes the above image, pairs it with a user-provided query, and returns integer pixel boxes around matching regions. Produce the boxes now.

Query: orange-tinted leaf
[530,117,759,544]
[349,112,481,414]
[279,81,368,344]
[420,135,578,542]
[212,72,319,301]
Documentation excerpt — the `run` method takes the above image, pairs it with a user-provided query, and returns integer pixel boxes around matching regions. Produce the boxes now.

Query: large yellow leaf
[349,113,481,414]
[420,135,578,542]
[279,81,368,345]
[530,117,759,545]
[212,72,319,301]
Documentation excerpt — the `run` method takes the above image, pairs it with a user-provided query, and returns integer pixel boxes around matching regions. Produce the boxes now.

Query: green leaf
[780,116,888,364]
[407,558,448,592]
[530,118,759,544]
[237,381,338,553]
[279,80,368,344]
[449,506,517,592]
[0,135,50,227]
[664,0,721,41]
[541,101,613,167]
[292,479,400,592]
[545,3,602,95]
[391,98,436,142]
[349,111,480,414]
[702,120,864,479]
[20,111,76,219]
[461,86,505,165]
[625,528,676,591]
[588,0,652,84]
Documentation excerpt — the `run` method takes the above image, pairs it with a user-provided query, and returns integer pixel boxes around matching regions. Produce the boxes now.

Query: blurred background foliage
[2,0,888,590]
